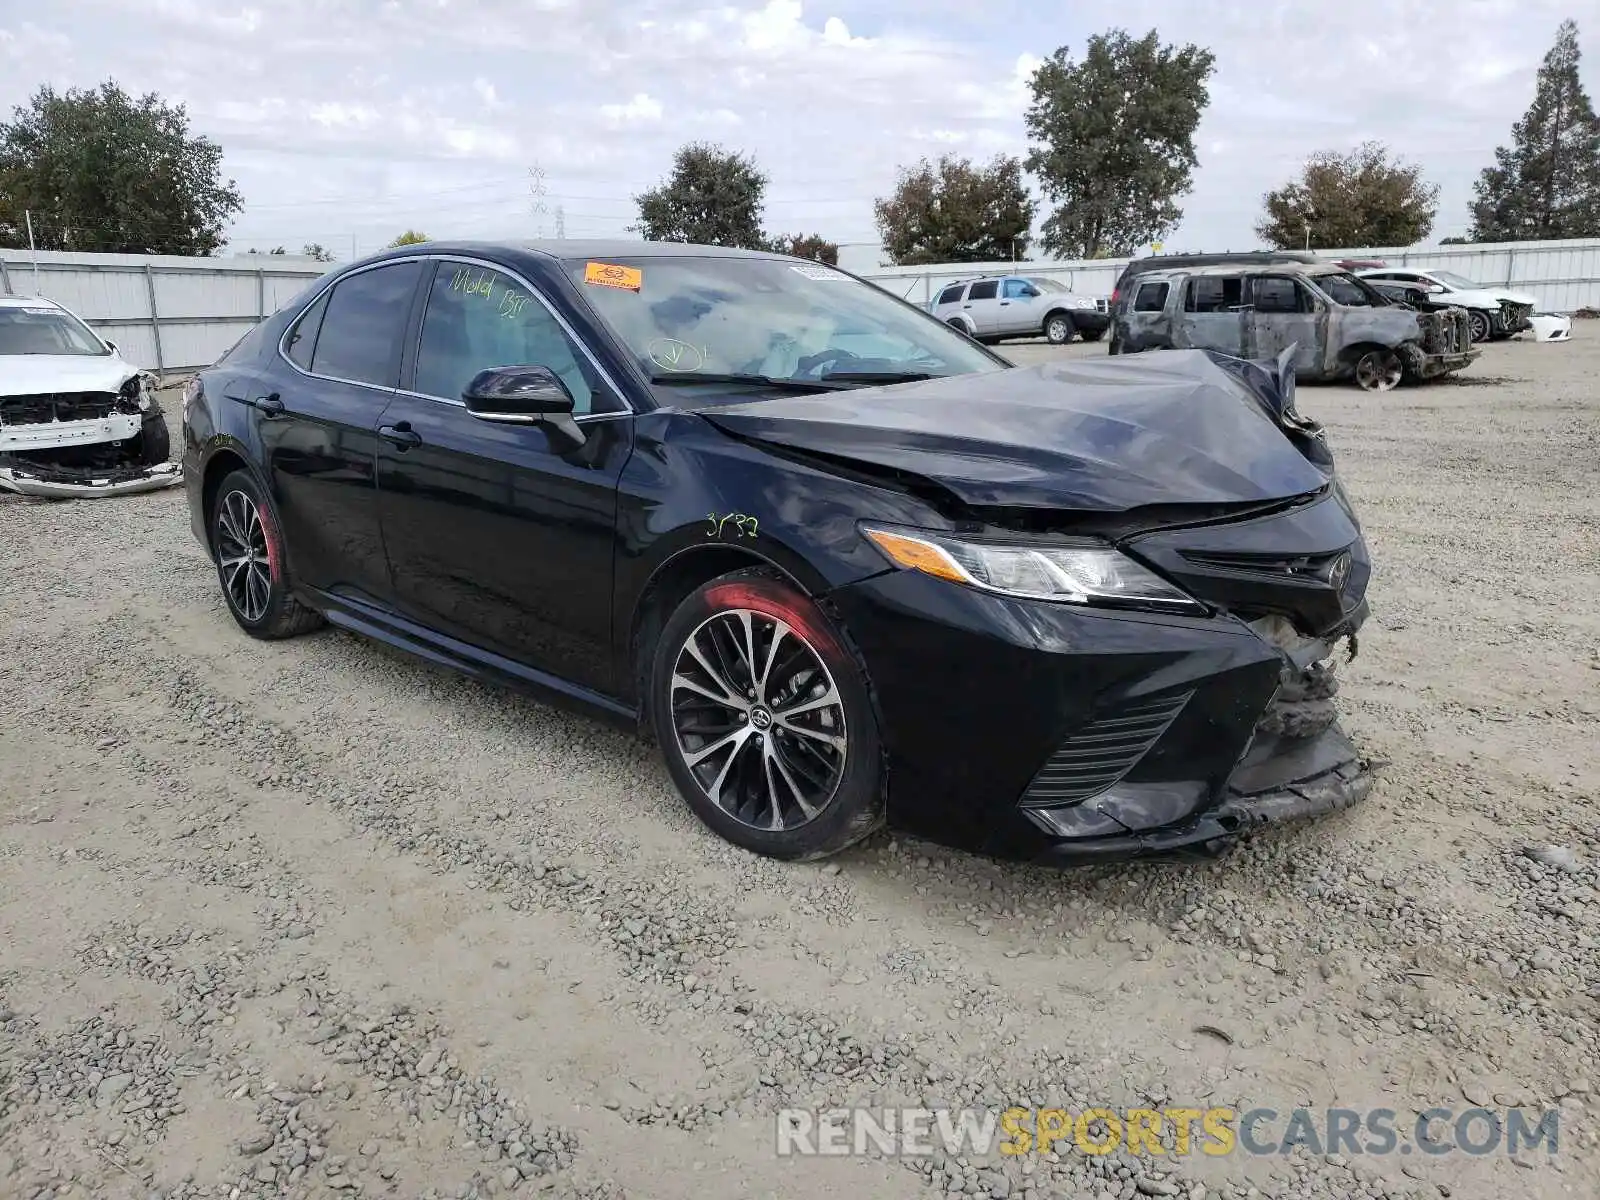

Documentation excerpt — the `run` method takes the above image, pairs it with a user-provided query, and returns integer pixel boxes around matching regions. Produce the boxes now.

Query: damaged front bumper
[1399,343,1479,381]
[0,458,183,498]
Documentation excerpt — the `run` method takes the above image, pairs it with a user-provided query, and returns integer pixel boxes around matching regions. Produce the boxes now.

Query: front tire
[209,468,325,640]
[650,568,884,860]
[1467,310,1492,344]
[1079,326,1106,343]
[1044,313,1075,344]
[1353,348,1403,392]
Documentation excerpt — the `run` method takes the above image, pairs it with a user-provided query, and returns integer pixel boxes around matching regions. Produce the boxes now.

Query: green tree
[632,143,768,248]
[0,81,241,255]
[769,232,840,264]
[388,229,429,246]
[872,155,1034,265]
[1470,20,1600,240]
[1024,29,1215,259]
[1256,142,1439,249]
[302,243,335,262]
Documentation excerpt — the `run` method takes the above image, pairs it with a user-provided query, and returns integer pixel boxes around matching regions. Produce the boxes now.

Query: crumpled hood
[698,350,1331,512]
[0,354,137,398]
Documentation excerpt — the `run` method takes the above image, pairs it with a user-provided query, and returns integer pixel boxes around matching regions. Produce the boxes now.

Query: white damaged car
[0,295,180,498]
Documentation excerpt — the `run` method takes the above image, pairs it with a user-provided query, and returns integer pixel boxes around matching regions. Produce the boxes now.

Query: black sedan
[182,240,1376,865]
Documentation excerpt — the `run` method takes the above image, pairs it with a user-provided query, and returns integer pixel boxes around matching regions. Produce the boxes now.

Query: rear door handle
[378,422,421,449]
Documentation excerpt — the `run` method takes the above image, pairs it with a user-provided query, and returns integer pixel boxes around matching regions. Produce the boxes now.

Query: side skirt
[305,587,640,731]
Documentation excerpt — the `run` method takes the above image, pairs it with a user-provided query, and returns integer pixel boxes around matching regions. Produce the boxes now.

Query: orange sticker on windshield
[585,261,643,291]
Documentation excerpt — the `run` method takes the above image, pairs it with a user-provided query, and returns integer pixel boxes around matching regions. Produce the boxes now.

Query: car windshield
[1027,277,1068,293]
[565,255,1003,395]
[0,305,109,355]
[1313,273,1383,307]
[1430,270,1483,290]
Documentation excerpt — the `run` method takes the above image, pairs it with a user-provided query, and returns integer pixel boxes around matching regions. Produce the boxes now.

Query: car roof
[1139,262,1348,279]
[0,294,64,309]
[362,238,800,264]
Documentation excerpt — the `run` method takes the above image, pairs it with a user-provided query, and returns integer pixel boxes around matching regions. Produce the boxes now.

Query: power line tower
[553,204,566,240]
[528,164,548,238]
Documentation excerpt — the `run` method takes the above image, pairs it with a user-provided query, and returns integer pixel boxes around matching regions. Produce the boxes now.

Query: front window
[1429,270,1483,290]
[414,263,616,415]
[565,255,1002,395]
[0,305,109,356]
[1310,273,1382,307]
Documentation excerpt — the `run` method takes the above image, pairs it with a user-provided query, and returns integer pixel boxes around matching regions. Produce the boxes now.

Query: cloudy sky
[1,0,1594,262]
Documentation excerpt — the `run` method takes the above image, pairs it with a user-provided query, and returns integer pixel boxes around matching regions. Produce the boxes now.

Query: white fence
[5,237,1597,378]
[851,236,1600,314]
[0,248,330,375]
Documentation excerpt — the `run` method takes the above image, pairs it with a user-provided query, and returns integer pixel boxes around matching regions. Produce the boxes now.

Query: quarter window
[414,263,611,415]
[1133,282,1169,312]
[309,261,422,387]
[285,291,329,370]
[967,280,998,300]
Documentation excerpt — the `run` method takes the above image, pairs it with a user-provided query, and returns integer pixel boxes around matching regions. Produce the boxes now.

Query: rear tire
[650,568,884,860]
[1079,327,1106,343]
[1044,312,1075,344]
[209,468,325,640]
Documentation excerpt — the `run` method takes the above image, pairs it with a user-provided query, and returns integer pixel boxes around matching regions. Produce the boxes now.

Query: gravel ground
[1,329,1596,1200]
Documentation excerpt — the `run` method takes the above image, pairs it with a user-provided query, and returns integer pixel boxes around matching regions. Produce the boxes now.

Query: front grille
[0,391,119,426]
[1499,301,1532,333]
[1019,691,1191,807]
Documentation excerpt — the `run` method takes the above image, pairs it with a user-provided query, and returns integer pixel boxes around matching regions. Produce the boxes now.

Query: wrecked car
[185,240,1375,866]
[1357,267,1537,343]
[1110,262,1477,391]
[0,295,179,498]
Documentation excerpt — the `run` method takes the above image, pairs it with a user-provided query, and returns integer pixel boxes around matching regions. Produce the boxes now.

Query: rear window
[936,284,966,305]
[1133,282,1169,312]
[968,280,998,300]
[309,261,422,387]
[1185,277,1242,313]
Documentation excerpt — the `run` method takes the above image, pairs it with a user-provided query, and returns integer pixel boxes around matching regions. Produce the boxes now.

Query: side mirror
[462,365,586,452]
[103,339,118,352]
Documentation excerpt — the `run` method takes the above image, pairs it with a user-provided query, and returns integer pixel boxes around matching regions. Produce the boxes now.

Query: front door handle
[378,422,421,449]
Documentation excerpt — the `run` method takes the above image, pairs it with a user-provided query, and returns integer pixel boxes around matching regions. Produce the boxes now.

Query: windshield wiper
[648,371,842,392]
[818,370,945,384]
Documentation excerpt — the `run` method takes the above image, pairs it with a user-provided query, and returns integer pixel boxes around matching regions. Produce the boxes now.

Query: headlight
[861,524,1204,614]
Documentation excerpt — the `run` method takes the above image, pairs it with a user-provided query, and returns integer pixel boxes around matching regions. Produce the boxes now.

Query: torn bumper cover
[0,457,183,498]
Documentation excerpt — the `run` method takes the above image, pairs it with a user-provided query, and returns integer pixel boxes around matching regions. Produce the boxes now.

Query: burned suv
[1110,262,1477,391]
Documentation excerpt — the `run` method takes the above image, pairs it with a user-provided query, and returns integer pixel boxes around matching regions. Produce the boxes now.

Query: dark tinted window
[309,261,422,387]
[1253,277,1307,314]
[967,280,998,300]
[1185,277,1243,313]
[415,263,612,415]
[936,284,966,305]
[1133,282,1169,312]
[285,291,329,369]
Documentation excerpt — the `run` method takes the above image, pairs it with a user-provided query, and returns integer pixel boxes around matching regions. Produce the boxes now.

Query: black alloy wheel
[1467,309,1492,344]
[651,569,884,860]
[210,469,324,639]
